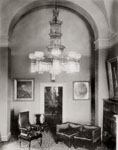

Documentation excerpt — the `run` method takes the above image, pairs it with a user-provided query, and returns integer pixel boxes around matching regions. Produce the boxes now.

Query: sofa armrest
[92,127,101,143]
[81,125,101,143]
[56,123,69,133]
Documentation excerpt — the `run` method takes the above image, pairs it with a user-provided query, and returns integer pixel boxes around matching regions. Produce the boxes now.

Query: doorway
[44,86,63,126]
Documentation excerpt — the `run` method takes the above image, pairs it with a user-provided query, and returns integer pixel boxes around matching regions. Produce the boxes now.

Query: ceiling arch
[8,0,98,41]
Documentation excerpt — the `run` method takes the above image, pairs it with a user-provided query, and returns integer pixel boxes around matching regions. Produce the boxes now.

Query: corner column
[115,115,118,150]
[0,37,11,141]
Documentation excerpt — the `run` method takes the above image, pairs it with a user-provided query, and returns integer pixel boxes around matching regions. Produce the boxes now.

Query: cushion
[74,130,92,140]
[59,127,80,136]
[69,123,81,128]
[57,123,69,132]
[83,125,97,130]
[59,123,69,129]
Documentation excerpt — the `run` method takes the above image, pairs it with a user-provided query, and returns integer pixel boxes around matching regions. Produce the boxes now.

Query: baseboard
[1,132,11,141]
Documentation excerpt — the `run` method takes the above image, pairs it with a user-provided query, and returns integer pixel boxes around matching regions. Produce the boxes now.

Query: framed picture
[14,79,34,101]
[107,56,118,100]
[73,81,90,100]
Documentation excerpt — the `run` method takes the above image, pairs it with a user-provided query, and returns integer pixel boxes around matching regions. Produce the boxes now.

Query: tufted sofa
[56,122,101,148]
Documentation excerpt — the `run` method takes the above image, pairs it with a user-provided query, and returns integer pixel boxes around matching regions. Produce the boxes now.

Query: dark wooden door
[44,86,62,126]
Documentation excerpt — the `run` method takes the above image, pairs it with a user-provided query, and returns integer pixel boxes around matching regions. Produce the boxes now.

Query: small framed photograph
[73,81,90,100]
[14,79,34,101]
[107,56,118,100]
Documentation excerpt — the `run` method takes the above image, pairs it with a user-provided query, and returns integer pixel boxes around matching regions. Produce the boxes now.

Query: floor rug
[0,131,109,150]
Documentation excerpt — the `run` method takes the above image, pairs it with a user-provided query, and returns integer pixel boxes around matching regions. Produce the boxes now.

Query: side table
[41,123,49,132]
[35,114,48,132]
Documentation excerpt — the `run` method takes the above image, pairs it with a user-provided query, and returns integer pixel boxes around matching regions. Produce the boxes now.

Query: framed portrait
[73,81,90,100]
[107,56,118,100]
[14,79,34,101]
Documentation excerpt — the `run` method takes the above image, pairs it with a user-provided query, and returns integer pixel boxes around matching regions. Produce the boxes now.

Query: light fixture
[29,7,81,81]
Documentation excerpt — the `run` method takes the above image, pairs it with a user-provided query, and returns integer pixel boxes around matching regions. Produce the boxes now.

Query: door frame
[39,82,66,122]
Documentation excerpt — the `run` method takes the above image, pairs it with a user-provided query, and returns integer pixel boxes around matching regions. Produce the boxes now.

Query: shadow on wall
[10,109,19,136]
[0,132,1,142]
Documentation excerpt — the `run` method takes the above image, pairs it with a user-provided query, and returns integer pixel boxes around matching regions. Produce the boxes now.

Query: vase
[40,114,45,124]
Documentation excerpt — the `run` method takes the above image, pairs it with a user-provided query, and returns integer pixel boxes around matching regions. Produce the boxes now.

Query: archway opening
[8,0,98,125]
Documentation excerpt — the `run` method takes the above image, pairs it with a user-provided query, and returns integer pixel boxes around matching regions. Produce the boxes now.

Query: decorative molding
[1,132,11,141]
[110,32,118,47]
[95,32,118,50]
[94,38,110,50]
[0,35,8,47]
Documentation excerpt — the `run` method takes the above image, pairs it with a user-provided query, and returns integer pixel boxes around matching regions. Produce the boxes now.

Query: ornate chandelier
[29,8,81,80]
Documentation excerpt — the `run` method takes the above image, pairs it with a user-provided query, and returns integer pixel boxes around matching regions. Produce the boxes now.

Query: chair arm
[31,124,39,127]
[19,127,32,133]
[19,128,30,135]
[19,127,28,131]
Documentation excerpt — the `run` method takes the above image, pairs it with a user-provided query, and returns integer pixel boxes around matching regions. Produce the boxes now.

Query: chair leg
[19,138,21,147]
[29,141,31,150]
[38,137,42,146]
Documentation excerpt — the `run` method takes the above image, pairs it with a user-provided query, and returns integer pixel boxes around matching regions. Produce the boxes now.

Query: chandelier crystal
[29,8,81,80]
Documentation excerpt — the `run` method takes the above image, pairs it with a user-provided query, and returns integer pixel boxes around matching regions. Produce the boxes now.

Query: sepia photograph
[0,0,117,150]
[14,79,34,101]
[73,81,90,100]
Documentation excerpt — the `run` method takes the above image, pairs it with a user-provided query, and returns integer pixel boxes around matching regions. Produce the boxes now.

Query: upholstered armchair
[56,122,82,147]
[18,111,42,149]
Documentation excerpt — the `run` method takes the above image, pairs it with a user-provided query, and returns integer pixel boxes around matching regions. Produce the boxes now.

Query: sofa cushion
[74,130,92,140]
[83,125,98,130]
[69,123,82,129]
[57,123,69,132]
[59,126,80,137]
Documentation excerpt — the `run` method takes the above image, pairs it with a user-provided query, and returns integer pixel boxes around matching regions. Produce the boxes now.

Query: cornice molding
[0,32,118,50]
[110,32,118,47]
[0,35,8,47]
[95,32,118,50]
[94,38,110,50]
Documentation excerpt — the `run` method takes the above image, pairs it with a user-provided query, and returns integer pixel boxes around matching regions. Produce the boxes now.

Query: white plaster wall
[10,8,91,56]
[10,8,92,124]
[0,0,110,42]
[0,48,11,141]
[40,82,91,124]
[96,49,109,130]
[11,55,91,124]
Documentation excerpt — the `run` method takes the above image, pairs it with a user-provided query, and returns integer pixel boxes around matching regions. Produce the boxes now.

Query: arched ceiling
[8,1,98,41]
[9,7,92,56]
[0,0,111,45]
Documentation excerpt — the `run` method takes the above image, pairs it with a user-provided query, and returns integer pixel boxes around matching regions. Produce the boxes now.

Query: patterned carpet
[0,131,109,150]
